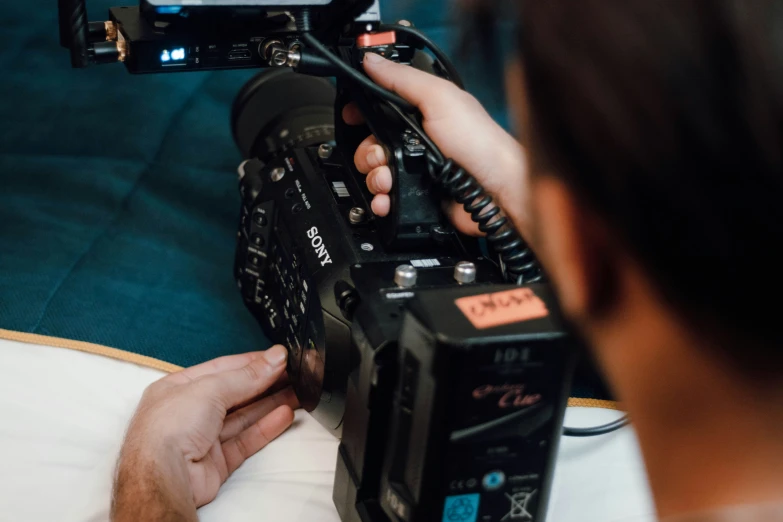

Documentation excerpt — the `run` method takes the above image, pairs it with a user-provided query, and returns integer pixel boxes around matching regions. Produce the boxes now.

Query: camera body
[236,141,575,522]
[234,135,504,430]
[62,2,577,520]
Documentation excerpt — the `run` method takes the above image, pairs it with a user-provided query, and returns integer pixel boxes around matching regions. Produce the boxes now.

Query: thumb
[362,53,463,120]
[201,346,288,409]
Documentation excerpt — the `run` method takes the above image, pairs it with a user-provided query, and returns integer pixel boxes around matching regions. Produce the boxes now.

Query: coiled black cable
[433,160,542,283]
[385,101,543,283]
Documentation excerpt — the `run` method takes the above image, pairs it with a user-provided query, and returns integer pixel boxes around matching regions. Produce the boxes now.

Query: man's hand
[344,52,533,241]
[111,346,299,522]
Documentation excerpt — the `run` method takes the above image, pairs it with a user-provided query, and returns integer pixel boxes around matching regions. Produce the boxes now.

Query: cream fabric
[0,338,654,522]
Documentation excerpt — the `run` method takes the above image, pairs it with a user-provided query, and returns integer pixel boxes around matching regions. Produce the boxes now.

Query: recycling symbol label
[442,494,480,522]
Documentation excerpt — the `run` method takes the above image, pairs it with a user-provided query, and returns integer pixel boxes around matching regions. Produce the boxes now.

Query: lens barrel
[232,68,337,160]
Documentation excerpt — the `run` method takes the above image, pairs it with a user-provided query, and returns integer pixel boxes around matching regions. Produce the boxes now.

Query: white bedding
[0,338,656,522]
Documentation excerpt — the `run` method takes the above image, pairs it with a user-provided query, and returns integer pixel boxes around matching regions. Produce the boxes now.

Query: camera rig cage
[59,0,382,72]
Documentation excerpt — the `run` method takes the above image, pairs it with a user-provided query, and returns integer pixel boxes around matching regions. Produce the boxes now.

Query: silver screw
[349,207,366,224]
[454,261,477,284]
[398,20,413,27]
[361,243,374,252]
[394,265,418,288]
[318,143,334,159]
[270,167,286,182]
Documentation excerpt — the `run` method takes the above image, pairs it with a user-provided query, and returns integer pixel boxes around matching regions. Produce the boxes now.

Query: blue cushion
[1,0,266,366]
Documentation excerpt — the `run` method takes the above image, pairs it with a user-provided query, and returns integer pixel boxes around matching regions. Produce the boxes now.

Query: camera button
[251,234,265,247]
[253,212,268,227]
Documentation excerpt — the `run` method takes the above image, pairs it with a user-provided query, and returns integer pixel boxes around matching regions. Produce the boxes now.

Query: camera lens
[231,68,337,160]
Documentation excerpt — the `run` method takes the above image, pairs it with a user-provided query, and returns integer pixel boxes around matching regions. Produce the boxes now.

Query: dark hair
[497,1,783,372]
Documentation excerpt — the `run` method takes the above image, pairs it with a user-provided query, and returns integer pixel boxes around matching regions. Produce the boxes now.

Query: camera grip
[334,49,445,252]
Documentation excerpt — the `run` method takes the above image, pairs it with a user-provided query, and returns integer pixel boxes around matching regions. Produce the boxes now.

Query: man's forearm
[111,445,198,522]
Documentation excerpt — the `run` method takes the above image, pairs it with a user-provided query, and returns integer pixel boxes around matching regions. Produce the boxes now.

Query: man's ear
[531,176,619,323]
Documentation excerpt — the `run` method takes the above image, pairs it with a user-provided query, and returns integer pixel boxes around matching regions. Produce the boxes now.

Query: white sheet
[0,338,656,522]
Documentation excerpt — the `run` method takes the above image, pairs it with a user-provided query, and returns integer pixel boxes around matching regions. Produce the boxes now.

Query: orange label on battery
[455,288,549,329]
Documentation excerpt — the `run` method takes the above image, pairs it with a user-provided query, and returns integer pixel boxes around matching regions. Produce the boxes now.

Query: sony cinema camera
[59,1,579,521]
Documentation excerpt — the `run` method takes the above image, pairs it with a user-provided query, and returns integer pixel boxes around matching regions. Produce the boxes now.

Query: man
[112,1,783,520]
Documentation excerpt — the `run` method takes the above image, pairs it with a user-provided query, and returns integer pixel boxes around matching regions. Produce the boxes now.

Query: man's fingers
[363,53,462,120]
[371,194,391,217]
[221,405,295,476]
[366,166,393,195]
[266,371,291,396]
[226,371,290,414]
[200,345,288,409]
[354,135,385,174]
[219,387,299,442]
[342,103,365,126]
[169,352,266,384]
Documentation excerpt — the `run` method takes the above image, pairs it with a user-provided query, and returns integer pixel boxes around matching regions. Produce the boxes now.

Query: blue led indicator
[161,48,186,63]
[442,494,480,522]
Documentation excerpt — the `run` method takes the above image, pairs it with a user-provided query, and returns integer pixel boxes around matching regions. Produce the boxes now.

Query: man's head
[502,0,783,381]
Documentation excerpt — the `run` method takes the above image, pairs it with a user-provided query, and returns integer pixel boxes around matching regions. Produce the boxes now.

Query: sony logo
[307,227,333,267]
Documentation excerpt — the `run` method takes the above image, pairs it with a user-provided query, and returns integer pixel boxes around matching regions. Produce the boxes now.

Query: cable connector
[91,40,127,65]
[269,48,337,77]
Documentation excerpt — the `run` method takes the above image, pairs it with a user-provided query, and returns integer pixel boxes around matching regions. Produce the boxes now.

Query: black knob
[335,280,360,321]
[248,253,262,267]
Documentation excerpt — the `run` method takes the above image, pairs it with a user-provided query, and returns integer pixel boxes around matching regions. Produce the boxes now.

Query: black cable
[379,23,464,89]
[300,33,416,112]
[563,415,630,438]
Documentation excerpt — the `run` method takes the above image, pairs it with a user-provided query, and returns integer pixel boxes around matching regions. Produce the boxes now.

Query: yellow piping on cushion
[0,329,623,411]
[0,328,182,373]
[567,398,622,410]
